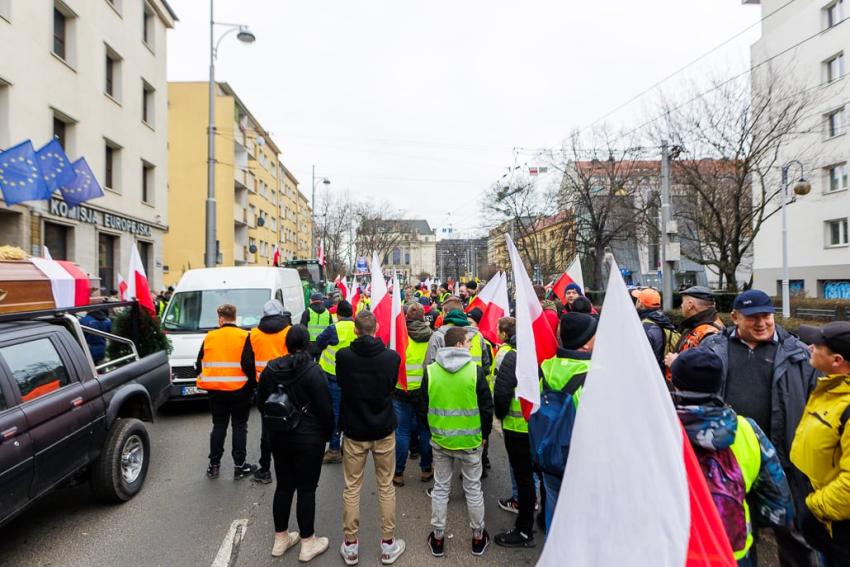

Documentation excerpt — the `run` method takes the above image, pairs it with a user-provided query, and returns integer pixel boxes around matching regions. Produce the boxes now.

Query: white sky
[166,0,762,237]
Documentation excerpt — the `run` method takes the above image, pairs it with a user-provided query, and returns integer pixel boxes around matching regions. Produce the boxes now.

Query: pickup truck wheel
[91,418,150,503]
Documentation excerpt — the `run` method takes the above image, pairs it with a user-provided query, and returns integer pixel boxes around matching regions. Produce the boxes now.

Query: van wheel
[91,418,150,503]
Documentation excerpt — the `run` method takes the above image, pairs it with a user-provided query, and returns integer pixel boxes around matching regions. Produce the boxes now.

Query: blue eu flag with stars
[36,139,76,197]
[60,157,104,207]
[0,140,50,206]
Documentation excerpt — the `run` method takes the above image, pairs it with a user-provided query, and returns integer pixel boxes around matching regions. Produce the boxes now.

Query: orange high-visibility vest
[197,325,250,392]
[250,326,290,379]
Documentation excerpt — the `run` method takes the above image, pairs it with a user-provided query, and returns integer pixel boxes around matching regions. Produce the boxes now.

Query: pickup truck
[0,302,170,527]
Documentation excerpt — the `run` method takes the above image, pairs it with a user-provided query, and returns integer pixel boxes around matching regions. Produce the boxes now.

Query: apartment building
[748,0,850,298]
[0,0,177,291]
[165,81,311,284]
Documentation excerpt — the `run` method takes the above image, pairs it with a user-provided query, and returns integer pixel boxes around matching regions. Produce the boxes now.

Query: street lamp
[311,164,331,254]
[205,0,256,268]
[779,160,811,319]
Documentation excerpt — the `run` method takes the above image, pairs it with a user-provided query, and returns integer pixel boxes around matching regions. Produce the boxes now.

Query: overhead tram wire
[615,15,850,144]
[581,0,798,132]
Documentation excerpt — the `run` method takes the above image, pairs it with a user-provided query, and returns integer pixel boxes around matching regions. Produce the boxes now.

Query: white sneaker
[272,531,300,557]
[299,535,329,562]
[339,539,359,565]
[381,538,406,565]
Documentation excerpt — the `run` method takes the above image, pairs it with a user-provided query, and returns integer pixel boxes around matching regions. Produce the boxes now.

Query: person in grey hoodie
[419,326,494,557]
[425,308,492,376]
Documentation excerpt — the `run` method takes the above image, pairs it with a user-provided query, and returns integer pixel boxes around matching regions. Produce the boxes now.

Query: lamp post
[779,160,811,319]
[311,164,331,255]
[205,0,256,268]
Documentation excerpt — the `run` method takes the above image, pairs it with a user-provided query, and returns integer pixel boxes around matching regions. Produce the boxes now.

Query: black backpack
[263,366,311,433]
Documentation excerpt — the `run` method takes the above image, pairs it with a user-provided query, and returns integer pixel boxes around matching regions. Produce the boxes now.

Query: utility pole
[660,140,673,311]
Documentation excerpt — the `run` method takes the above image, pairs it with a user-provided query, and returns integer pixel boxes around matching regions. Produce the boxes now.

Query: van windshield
[162,289,270,332]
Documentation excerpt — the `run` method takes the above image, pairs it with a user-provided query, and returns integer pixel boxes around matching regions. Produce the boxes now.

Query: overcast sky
[166,0,761,238]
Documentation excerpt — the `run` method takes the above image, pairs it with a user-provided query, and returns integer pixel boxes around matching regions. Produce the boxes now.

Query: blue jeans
[326,374,341,451]
[542,472,562,534]
[393,398,432,474]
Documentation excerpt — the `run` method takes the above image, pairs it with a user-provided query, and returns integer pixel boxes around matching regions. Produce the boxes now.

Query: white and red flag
[272,244,280,267]
[127,243,156,316]
[551,255,585,303]
[505,235,558,417]
[479,271,510,345]
[317,240,326,267]
[464,274,498,314]
[389,273,409,389]
[334,275,348,300]
[370,253,409,388]
[538,256,735,567]
[117,273,128,301]
[30,258,91,308]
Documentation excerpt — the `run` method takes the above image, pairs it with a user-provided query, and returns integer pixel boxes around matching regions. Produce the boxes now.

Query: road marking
[212,519,248,567]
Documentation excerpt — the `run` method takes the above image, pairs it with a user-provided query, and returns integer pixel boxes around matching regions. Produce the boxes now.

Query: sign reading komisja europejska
[49,198,154,237]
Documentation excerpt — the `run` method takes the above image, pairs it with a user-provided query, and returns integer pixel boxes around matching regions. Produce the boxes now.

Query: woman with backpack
[671,348,793,566]
[256,325,335,562]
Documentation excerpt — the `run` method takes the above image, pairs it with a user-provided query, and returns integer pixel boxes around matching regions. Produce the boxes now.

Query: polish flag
[317,241,326,267]
[30,258,91,308]
[334,275,348,300]
[117,273,128,301]
[390,273,409,389]
[479,271,510,345]
[465,274,499,314]
[272,245,280,267]
[127,244,156,316]
[505,235,558,417]
[350,283,362,312]
[370,253,391,345]
[551,255,585,303]
[538,257,735,567]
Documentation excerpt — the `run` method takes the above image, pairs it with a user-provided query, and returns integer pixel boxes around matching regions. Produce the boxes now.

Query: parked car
[0,303,170,527]
[161,266,305,400]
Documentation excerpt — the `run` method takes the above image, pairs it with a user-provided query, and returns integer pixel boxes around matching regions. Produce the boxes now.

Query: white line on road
[212,519,248,567]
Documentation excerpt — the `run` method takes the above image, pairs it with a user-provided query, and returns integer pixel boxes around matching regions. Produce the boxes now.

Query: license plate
[181,386,206,396]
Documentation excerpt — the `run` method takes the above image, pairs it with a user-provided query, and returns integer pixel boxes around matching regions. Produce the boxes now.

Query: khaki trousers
[342,432,397,540]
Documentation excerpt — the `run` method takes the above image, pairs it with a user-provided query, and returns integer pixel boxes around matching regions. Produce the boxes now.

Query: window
[104,140,121,192]
[105,145,114,189]
[1,338,71,402]
[827,108,845,137]
[826,0,844,28]
[53,117,66,148]
[142,80,154,126]
[392,247,401,264]
[53,8,66,59]
[143,2,155,48]
[826,53,845,83]
[98,232,118,290]
[104,46,122,100]
[52,109,76,154]
[142,161,153,203]
[826,218,849,246]
[827,163,848,192]
[138,241,152,276]
[43,222,71,260]
[0,80,9,148]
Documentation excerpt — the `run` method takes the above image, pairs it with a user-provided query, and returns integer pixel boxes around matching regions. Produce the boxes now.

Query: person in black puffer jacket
[256,325,334,562]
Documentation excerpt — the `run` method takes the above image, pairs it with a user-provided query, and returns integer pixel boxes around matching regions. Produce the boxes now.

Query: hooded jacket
[790,374,850,523]
[676,397,793,530]
[425,319,492,375]
[80,310,112,361]
[256,353,334,445]
[336,335,400,441]
[701,325,820,526]
[394,319,433,403]
[240,313,292,380]
[418,347,493,441]
[639,309,676,367]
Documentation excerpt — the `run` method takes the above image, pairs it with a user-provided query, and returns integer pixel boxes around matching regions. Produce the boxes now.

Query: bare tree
[549,129,657,289]
[314,188,355,277]
[654,69,812,291]
[354,202,412,263]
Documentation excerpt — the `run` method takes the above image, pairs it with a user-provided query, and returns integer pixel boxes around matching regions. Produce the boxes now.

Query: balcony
[234,244,246,264]
[234,204,247,225]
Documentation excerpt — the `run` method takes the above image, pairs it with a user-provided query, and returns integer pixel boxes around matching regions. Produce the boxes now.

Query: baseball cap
[681,286,714,301]
[637,288,661,309]
[310,292,324,303]
[263,299,285,317]
[798,322,850,360]
[732,290,775,316]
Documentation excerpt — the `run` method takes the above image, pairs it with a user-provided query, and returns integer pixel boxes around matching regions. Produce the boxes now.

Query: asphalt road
[0,402,541,567]
[0,403,782,567]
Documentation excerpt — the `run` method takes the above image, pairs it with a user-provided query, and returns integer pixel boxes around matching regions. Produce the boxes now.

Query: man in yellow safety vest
[195,303,257,480]
[300,292,332,360]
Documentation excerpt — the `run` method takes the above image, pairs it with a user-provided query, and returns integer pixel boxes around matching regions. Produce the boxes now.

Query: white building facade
[0,0,176,292]
[749,0,850,298]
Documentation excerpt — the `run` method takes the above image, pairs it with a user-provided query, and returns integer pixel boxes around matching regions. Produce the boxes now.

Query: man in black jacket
[336,311,406,565]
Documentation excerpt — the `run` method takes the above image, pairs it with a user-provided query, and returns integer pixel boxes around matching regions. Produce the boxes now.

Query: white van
[161,266,305,399]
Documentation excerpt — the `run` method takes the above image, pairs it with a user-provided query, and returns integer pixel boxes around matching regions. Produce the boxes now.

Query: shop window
[98,233,118,291]
[43,221,71,260]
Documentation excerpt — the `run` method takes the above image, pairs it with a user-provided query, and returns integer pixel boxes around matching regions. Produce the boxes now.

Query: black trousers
[271,440,325,537]
[259,418,272,471]
[802,514,850,567]
[504,430,535,534]
[208,392,251,466]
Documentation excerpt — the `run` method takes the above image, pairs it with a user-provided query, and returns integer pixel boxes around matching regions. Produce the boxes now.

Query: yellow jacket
[790,374,850,524]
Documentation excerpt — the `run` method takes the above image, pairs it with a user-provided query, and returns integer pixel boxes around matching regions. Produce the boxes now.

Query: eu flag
[36,139,76,197]
[0,140,50,206]
[60,157,104,207]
